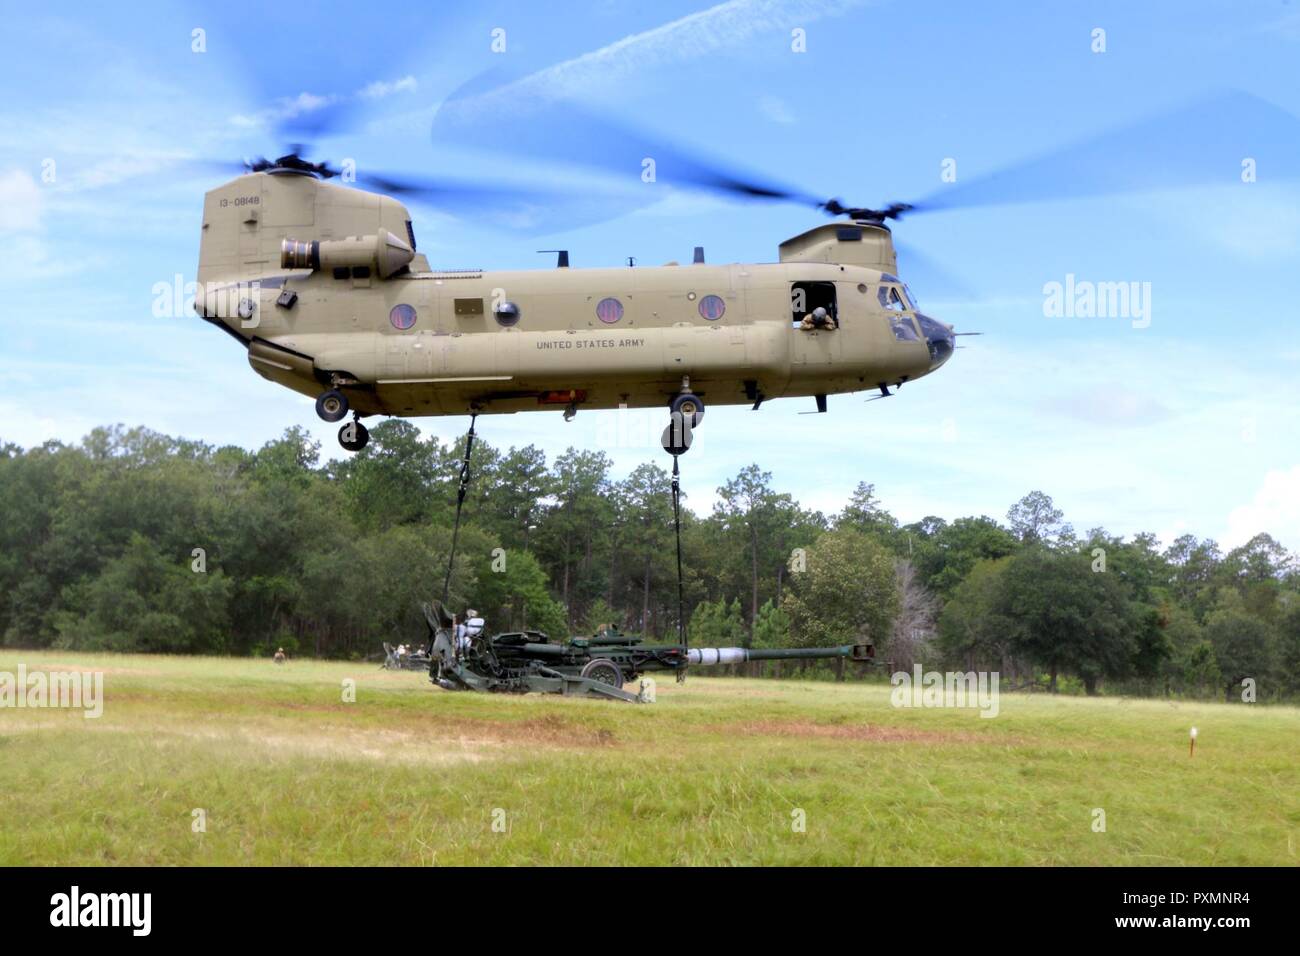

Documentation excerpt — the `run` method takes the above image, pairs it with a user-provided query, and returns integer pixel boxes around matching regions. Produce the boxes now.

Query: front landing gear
[316,389,348,423]
[338,419,369,452]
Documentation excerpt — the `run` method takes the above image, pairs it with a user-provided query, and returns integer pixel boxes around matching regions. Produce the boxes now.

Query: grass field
[1,650,1296,865]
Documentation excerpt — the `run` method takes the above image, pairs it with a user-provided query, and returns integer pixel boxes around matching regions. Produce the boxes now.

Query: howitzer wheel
[580,658,624,688]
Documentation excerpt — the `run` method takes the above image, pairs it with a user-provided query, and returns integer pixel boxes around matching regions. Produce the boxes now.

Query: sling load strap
[442,414,478,659]
[671,453,687,681]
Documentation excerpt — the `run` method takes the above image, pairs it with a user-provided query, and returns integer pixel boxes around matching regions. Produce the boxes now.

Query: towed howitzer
[421,603,873,703]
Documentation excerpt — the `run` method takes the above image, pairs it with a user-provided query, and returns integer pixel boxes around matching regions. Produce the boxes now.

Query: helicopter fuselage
[194,171,953,425]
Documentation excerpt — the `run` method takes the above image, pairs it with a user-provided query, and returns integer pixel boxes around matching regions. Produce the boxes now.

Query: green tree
[751,599,791,648]
[998,547,1138,694]
[715,465,803,635]
[336,420,438,530]
[482,444,550,549]
[1204,606,1277,702]
[1007,491,1073,546]
[475,547,568,639]
[533,448,614,626]
[783,528,898,652]
[918,515,1018,598]
[936,558,1013,671]
[617,463,675,635]
[689,598,747,647]
[836,482,900,543]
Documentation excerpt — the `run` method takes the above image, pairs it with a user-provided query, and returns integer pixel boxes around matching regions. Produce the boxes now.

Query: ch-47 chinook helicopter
[191,87,1298,452]
[193,159,951,452]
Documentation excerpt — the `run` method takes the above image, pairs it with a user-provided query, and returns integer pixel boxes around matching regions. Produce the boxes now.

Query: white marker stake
[1189,726,1198,758]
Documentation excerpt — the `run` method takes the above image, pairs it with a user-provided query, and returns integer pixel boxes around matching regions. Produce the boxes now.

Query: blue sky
[2,0,1298,551]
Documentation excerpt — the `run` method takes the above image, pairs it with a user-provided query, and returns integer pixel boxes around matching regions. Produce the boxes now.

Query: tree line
[1,422,1297,700]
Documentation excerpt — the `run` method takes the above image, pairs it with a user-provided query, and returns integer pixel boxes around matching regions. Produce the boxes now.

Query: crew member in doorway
[800,306,836,330]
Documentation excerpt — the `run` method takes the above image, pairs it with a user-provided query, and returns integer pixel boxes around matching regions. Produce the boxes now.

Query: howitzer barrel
[519,642,566,658]
[686,644,872,665]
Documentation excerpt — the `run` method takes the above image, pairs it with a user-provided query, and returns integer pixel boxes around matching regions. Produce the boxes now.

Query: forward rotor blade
[909,90,1300,215]
[431,69,825,211]
[892,240,977,302]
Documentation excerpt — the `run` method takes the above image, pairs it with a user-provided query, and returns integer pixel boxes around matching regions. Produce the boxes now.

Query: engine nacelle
[281,231,414,279]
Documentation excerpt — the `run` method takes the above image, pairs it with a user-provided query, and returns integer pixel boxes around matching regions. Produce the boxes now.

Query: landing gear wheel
[670,392,704,427]
[338,420,369,452]
[581,658,624,688]
[316,389,349,423]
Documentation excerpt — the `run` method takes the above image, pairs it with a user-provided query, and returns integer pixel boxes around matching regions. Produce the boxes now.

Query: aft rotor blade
[353,170,636,235]
[908,90,1300,215]
[274,97,366,148]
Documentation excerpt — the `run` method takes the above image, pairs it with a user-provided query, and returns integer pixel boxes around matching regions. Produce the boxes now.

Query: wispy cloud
[758,95,796,124]
[453,0,870,112]
[228,75,420,132]
[358,75,418,100]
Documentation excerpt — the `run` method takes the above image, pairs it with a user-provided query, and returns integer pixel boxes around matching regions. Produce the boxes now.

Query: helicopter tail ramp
[196,171,415,285]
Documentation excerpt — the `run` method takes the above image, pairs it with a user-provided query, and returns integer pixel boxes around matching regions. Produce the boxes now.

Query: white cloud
[358,75,418,99]
[1225,465,1300,551]
[0,169,43,232]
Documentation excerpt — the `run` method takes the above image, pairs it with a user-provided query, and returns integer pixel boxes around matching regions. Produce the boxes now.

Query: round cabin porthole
[390,303,417,330]
[494,301,521,327]
[698,294,725,320]
[596,297,624,324]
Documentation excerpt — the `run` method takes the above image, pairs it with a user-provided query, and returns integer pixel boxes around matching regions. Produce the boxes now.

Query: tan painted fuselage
[194,171,952,420]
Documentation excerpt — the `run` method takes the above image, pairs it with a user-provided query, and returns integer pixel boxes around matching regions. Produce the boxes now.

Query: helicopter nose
[915,313,955,369]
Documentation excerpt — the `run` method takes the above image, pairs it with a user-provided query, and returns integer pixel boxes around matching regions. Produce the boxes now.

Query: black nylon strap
[442,414,478,659]
[671,454,686,680]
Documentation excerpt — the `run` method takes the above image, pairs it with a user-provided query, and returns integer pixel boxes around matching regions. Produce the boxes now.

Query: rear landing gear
[661,379,702,457]
[338,419,369,452]
[316,389,348,423]
[669,377,705,427]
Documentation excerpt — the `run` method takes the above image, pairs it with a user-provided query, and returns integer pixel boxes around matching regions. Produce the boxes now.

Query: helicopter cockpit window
[791,281,837,330]
[888,315,920,342]
[877,285,907,312]
[903,284,919,309]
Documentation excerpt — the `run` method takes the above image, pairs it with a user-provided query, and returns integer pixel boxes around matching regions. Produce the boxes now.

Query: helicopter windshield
[888,315,920,341]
